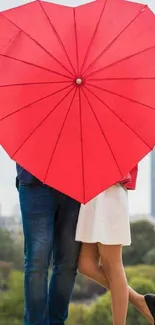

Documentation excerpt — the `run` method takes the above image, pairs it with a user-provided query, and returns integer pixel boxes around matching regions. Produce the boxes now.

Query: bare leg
[78,243,154,324]
[97,244,128,325]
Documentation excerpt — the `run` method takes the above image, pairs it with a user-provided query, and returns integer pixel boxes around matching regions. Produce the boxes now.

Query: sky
[0,0,154,216]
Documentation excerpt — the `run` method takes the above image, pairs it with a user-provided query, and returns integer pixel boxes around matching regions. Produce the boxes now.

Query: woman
[76,165,155,325]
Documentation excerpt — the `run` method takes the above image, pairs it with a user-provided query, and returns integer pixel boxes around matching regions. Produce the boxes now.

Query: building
[0,215,22,233]
[0,203,22,234]
[151,150,155,218]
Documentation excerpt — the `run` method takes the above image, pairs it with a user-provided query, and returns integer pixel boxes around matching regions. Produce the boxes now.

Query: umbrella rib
[85,44,155,79]
[73,8,79,75]
[11,85,75,159]
[0,81,71,87]
[87,82,155,112]
[0,30,21,53]
[82,87,123,178]
[44,88,77,183]
[85,83,152,149]
[1,13,74,77]
[82,5,146,77]
[80,0,108,75]
[78,88,86,203]
[37,0,76,75]
[0,53,72,79]
[0,83,73,122]
[88,77,155,81]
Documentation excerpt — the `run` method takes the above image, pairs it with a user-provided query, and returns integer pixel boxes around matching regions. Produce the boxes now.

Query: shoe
[145,294,155,325]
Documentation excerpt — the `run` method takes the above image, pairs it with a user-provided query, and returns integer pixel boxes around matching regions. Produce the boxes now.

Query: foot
[145,294,155,324]
[137,295,154,324]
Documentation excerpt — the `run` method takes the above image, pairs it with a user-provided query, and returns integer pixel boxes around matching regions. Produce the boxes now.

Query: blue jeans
[19,184,81,325]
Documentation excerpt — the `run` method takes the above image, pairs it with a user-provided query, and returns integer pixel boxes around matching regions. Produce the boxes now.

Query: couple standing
[16,163,155,325]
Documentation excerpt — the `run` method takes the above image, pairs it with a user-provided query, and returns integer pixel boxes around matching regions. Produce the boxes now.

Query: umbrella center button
[76,78,83,85]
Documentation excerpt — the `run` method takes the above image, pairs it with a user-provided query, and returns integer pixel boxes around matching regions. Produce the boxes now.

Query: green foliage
[0,271,24,325]
[0,228,24,270]
[0,228,15,262]
[126,274,155,325]
[123,221,155,266]
[0,261,13,290]
[127,305,149,325]
[66,304,88,325]
[1,220,155,325]
[126,265,155,283]
[1,266,155,325]
[143,248,155,265]
[129,276,155,295]
[85,293,112,325]
[67,267,155,325]
[72,273,105,300]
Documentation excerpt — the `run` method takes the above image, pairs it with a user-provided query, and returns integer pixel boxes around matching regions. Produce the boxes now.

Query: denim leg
[19,185,58,325]
[49,195,81,325]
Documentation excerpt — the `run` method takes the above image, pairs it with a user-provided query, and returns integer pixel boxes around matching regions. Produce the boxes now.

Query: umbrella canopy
[0,0,155,203]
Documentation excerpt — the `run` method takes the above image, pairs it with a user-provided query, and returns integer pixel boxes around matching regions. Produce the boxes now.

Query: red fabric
[0,0,155,203]
[122,165,138,190]
[97,0,139,192]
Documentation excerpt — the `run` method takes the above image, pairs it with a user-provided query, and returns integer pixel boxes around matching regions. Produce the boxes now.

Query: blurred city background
[0,1,155,325]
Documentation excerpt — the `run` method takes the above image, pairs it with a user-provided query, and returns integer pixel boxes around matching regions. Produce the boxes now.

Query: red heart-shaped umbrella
[0,0,155,203]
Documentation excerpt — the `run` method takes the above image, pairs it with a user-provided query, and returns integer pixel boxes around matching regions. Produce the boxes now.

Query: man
[16,164,81,325]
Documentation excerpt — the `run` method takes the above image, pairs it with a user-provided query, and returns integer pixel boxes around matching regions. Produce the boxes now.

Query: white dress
[75,184,131,246]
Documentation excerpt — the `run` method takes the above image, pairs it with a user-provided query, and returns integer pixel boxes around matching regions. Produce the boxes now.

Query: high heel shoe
[145,294,155,324]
